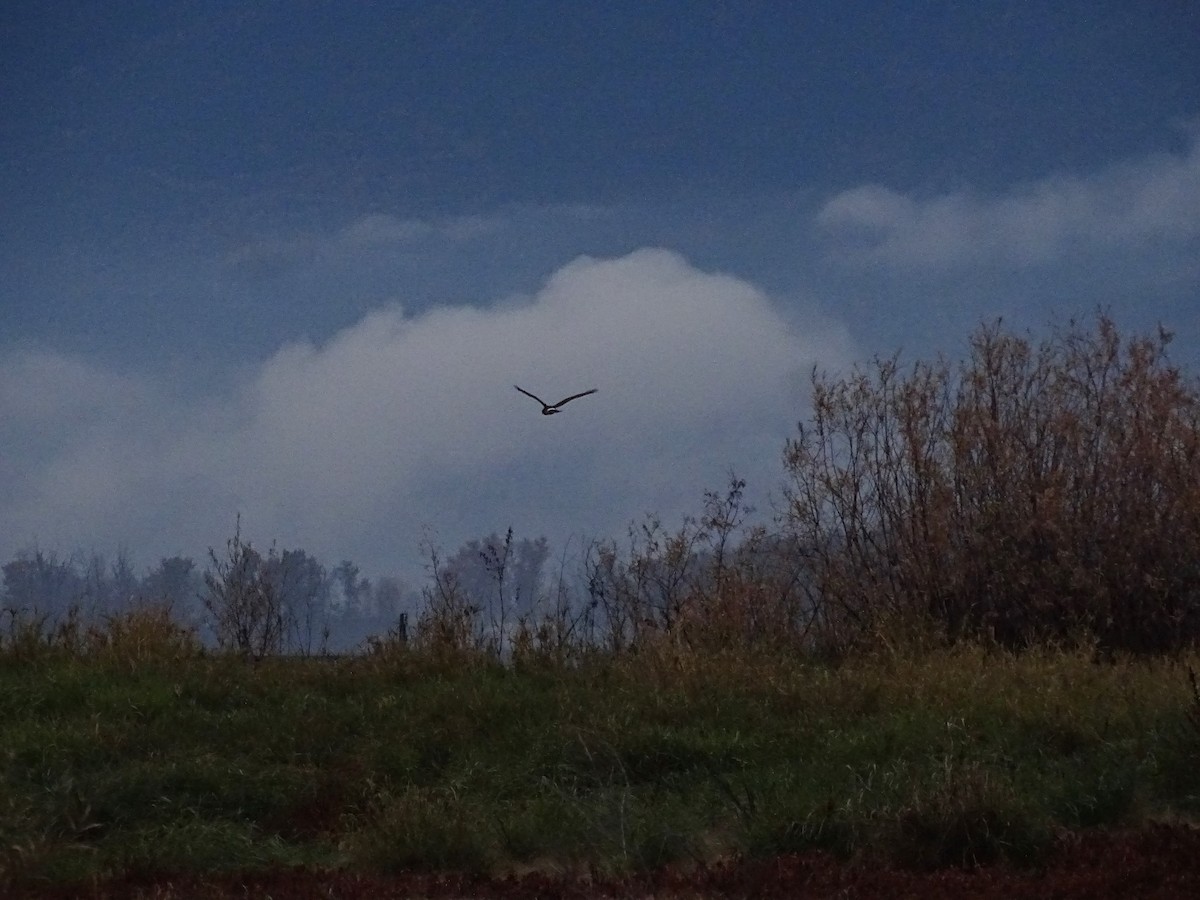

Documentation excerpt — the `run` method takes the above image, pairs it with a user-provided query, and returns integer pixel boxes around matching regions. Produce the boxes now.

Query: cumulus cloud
[818,130,1200,268]
[0,250,851,577]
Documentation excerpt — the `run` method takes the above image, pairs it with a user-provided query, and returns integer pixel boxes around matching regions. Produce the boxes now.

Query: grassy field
[2,631,1199,891]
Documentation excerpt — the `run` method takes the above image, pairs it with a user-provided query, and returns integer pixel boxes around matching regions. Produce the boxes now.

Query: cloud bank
[1,249,849,578]
[817,129,1200,268]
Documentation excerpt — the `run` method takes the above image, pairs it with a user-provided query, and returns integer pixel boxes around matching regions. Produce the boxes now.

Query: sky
[2,1,1198,584]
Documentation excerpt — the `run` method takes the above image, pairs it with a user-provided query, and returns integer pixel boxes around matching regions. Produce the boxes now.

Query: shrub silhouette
[583,476,815,658]
[783,316,1200,654]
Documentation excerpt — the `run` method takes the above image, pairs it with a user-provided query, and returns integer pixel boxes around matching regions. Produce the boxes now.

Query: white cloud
[818,131,1200,268]
[0,250,851,577]
[221,211,504,280]
[0,349,153,424]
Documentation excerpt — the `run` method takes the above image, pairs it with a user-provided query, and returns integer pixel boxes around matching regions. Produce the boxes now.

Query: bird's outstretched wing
[514,385,548,407]
[552,388,598,408]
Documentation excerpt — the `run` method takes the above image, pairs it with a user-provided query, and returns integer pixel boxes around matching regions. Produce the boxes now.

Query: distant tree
[141,556,202,619]
[109,550,140,612]
[511,536,550,612]
[331,572,418,653]
[332,560,371,614]
[79,549,139,617]
[263,548,331,655]
[1,549,82,619]
[443,531,551,621]
[371,576,411,622]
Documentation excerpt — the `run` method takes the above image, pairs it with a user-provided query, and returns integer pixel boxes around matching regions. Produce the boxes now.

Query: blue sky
[2,1,1198,581]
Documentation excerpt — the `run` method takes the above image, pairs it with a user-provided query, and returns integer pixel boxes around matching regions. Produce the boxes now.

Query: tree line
[4,315,1199,659]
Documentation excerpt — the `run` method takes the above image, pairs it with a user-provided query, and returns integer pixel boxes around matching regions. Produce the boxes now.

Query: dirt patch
[22,824,1200,899]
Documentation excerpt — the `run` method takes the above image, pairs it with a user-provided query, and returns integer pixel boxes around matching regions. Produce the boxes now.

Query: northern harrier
[514,385,598,415]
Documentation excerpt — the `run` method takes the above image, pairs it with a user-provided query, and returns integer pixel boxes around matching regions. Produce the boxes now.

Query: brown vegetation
[784,316,1200,655]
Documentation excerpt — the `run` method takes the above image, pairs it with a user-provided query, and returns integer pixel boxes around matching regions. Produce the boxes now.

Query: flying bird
[514,385,598,415]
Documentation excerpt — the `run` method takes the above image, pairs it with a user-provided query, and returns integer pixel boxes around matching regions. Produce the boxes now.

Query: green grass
[2,642,1198,888]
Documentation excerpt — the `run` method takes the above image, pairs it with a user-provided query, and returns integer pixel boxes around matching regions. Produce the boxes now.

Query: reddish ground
[20,824,1200,899]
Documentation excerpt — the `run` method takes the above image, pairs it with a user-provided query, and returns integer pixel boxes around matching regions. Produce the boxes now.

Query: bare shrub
[509,539,597,670]
[412,539,488,663]
[201,517,289,659]
[784,315,1200,654]
[200,518,334,658]
[415,529,594,666]
[584,475,814,656]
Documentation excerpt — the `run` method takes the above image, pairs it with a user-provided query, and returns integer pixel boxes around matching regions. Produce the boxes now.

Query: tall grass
[2,620,1198,888]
